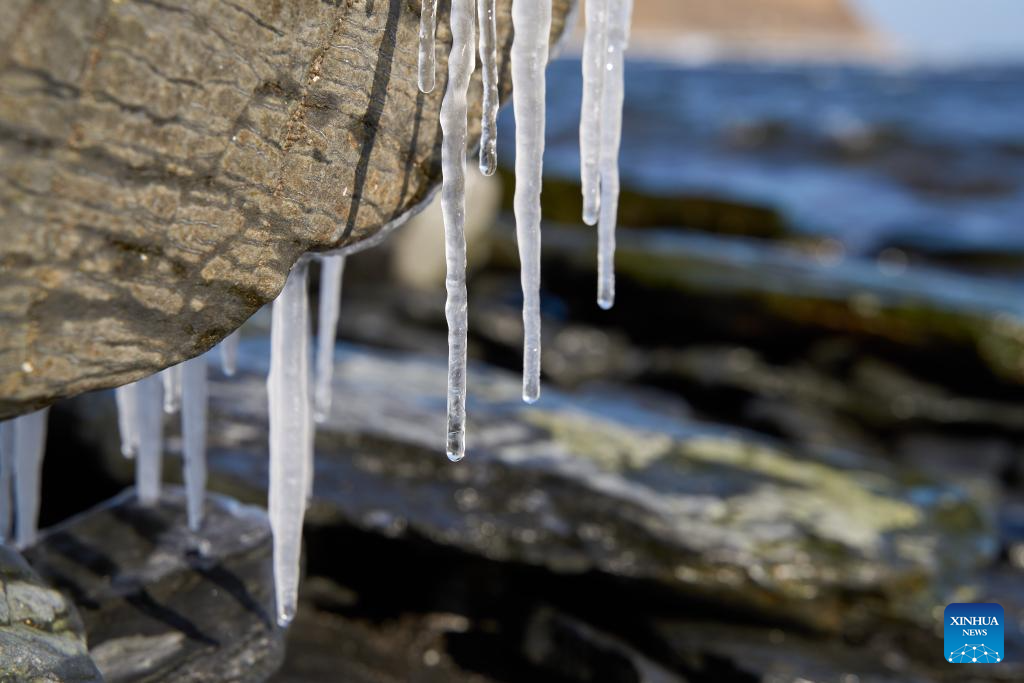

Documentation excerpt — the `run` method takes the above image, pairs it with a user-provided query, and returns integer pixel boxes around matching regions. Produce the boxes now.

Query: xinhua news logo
[944,603,1004,664]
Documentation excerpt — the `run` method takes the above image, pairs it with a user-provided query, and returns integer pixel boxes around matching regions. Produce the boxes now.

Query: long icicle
[418,0,439,93]
[596,0,633,310]
[135,374,164,505]
[440,0,476,462]
[314,255,346,424]
[181,354,208,532]
[580,0,610,225]
[115,383,139,458]
[161,365,182,413]
[0,421,16,542]
[512,0,552,404]
[477,0,499,175]
[220,330,241,377]
[13,409,49,548]
[267,260,312,626]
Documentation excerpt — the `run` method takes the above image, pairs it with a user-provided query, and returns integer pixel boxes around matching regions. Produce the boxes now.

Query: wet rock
[23,487,285,682]
[0,543,101,682]
[202,342,993,635]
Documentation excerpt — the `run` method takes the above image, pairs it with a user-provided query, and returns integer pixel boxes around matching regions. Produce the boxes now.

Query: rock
[0,0,578,419]
[23,487,285,682]
[0,543,102,681]
[200,341,993,635]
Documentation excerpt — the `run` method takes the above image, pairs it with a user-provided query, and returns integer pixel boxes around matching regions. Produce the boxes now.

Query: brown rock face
[0,0,576,418]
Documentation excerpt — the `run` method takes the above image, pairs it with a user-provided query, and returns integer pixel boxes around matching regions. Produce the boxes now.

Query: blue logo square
[945,603,1004,663]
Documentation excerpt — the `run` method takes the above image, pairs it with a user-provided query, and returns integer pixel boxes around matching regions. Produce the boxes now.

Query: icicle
[477,0,499,175]
[135,374,164,506]
[181,355,208,532]
[440,0,476,463]
[596,0,633,310]
[511,0,552,404]
[12,409,49,548]
[162,364,182,413]
[220,330,241,377]
[115,383,139,458]
[267,260,312,626]
[418,0,439,93]
[0,421,15,542]
[314,255,346,423]
[580,0,610,225]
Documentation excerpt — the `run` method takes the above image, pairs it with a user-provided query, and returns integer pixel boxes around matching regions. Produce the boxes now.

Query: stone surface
[0,543,102,681]
[23,487,284,682]
[0,0,577,419]
[199,341,994,635]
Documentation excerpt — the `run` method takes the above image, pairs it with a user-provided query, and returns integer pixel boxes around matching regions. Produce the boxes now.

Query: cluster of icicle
[1,0,632,629]
[422,0,633,461]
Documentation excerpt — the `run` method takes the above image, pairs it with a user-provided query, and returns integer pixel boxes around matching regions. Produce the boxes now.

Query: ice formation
[314,255,346,423]
[418,0,439,93]
[135,374,164,506]
[595,0,632,309]
[162,364,182,414]
[181,355,208,531]
[267,260,313,625]
[115,382,139,458]
[511,0,552,404]
[3,1,637,633]
[0,410,49,547]
[439,0,476,463]
[220,329,240,377]
[478,0,499,175]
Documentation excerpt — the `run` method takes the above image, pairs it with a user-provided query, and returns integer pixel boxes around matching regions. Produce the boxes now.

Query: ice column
[580,0,609,225]
[220,330,241,377]
[12,409,49,547]
[478,0,499,175]
[162,365,182,413]
[181,355,208,531]
[440,0,476,462]
[267,260,313,625]
[115,383,139,458]
[314,255,346,423]
[418,0,439,93]
[511,0,552,404]
[596,0,633,310]
[135,374,164,505]
[0,421,16,542]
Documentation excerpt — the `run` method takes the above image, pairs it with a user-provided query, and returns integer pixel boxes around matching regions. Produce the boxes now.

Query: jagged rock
[23,487,284,682]
[0,0,577,419]
[196,342,993,635]
[0,543,102,681]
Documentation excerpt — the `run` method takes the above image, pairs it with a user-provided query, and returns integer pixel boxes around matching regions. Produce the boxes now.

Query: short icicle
[161,365,182,413]
[418,0,439,93]
[596,0,633,310]
[267,260,313,626]
[135,374,164,506]
[477,0,499,175]
[0,421,16,542]
[220,330,241,377]
[314,255,346,423]
[440,0,476,462]
[580,0,610,225]
[12,409,49,548]
[181,354,208,532]
[511,0,552,404]
[115,383,139,458]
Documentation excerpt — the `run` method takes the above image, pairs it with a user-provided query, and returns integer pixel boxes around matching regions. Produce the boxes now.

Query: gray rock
[0,543,102,682]
[203,341,994,634]
[23,487,285,682]
[0,0,578,420]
